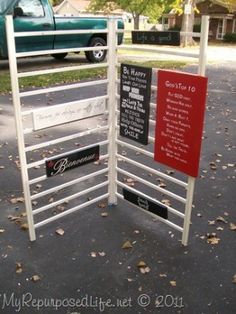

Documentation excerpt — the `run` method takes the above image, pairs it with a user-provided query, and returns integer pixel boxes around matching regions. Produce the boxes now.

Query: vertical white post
[198,15,209,76]
[107,17,118,205]
[6,16,36,241]
[182,176,195,246]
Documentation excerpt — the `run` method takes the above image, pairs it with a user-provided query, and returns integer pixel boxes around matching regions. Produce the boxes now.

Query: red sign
[154,70,208,177]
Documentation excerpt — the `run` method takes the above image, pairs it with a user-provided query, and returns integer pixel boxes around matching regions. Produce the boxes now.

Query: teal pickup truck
[0,0,124,62]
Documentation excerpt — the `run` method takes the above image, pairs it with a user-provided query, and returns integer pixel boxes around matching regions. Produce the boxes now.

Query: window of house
[233,19,236,33]
[216,19,225,40]
[15,0,44,17]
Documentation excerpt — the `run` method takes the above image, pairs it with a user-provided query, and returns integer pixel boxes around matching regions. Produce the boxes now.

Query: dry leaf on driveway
[170,280,177,287]
[31,275,41,282]
[55,228,65,236]
[232,275,236,284]
[216,216,228,224]
[229,223,236,231]
[101,212,108,217]
[122,240,133,249]
[137,261,150,274]
[15,262,23,274]
[206,233,220,245]
[97,202,106,209]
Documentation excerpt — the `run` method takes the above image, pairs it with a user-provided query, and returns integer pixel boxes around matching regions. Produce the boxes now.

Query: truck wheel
[85,37,107,63]
[51,53,68,60]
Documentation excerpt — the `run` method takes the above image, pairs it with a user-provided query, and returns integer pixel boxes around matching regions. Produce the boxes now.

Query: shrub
[223,32,236,42]
[168,25,181,31]
[193,24,201,32]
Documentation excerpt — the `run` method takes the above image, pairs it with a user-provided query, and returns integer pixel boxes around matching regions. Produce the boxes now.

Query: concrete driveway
[0,48,235,313]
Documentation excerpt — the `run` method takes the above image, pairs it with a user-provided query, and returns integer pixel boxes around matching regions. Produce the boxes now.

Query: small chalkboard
[123,188,168,219]
[119,64,152,145]
[132,31,180,46]
[46,146,99,177]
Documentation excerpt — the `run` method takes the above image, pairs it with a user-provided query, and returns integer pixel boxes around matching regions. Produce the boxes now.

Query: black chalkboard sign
[123,188,168,219]
[132,31,180,46]
[119,64,152,145]
[46,146,99,177]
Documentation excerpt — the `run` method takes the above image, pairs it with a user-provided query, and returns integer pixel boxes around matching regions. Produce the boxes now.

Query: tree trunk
[181,0,196,47]
[133,14,140,30]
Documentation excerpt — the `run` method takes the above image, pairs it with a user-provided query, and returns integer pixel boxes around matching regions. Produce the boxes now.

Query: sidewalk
[119,44,236,63]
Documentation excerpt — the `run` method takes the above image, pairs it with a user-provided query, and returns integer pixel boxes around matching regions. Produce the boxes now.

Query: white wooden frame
[6,15,209,245]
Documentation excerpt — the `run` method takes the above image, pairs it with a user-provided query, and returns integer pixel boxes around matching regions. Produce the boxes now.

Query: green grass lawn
[0,59,187,94]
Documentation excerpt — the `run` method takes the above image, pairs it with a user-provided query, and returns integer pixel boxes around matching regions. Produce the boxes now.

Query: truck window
[0,1,10,14]
[15,0,45,18]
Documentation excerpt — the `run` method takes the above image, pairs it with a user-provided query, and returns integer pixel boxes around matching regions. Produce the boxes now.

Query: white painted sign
[32,96,107,130]
[184,4,192,15]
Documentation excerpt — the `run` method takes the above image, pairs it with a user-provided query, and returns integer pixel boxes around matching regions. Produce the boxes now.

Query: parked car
[0,0,124,62]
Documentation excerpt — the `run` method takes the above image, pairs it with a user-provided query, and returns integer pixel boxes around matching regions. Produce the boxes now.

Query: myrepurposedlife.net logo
[0,292,133,312]
[0,292,67,312]
[0,292,92,312]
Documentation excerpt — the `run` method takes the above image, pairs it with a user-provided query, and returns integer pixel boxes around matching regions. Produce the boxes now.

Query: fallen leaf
[55,228,65,236]
[10,197,24,204]
[98,252,106,257]
[229,223,236,231]
[20,223,29,231]
[137,261,150,274]
[159,273,167,278]
[98,202,106,209]
[122,240,133,249]
[166,170,175,175]
[31,275,41,282]
[216,216,228,224]
[158,182,167,188]
[170,281,177,287]
[208,220,215,225]
[101,212,108,217]
[48,197,54,203]
[139,266,150,274]
[232,275,236,284]
[16,262,23,274]
[57,205,65,212]
[90,252,97,258]
[161,199,171,206]
[209,162,217,170]
[206,233,220,245]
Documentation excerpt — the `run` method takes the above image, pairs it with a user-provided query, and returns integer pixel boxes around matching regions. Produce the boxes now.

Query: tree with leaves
[89,0,173,30]
[172,0,236,46]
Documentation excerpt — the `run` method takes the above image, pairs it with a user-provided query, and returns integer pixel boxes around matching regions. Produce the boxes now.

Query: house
[53,0,91,16]
[53,0,125,16]
[53,0,150,30]
[162,0,236,40]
